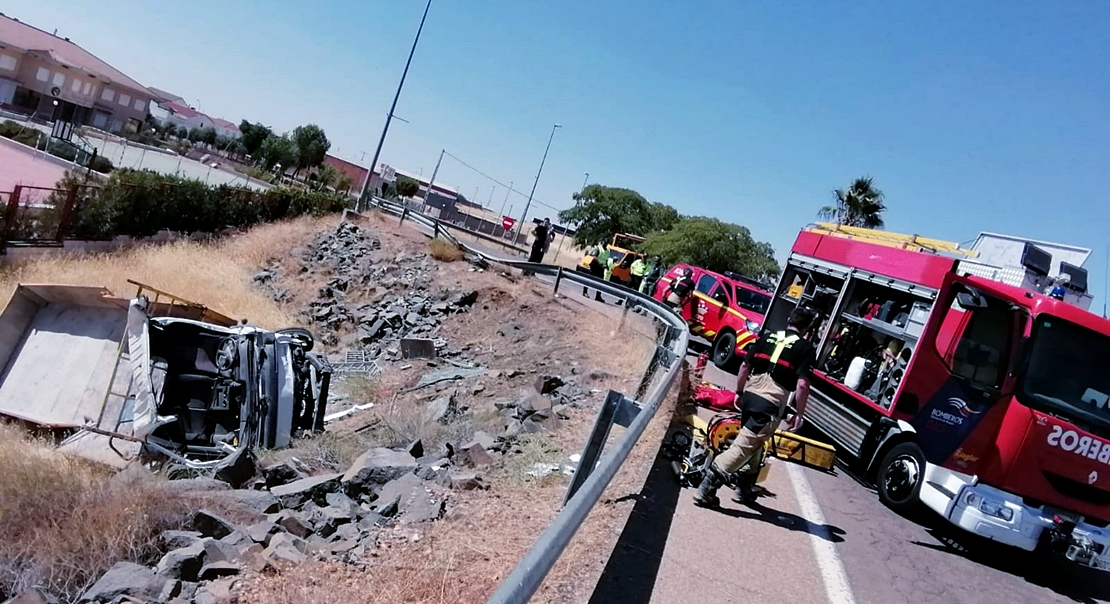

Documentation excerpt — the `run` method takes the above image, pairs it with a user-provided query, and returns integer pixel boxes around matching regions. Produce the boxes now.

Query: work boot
[693,467,725,508]
[732,472,758,504]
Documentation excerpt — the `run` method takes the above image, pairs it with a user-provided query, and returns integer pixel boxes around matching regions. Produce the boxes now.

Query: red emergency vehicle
[653,264,773,370]
[764,222,1110,569]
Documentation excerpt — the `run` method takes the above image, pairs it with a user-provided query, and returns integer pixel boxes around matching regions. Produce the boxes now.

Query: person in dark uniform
[693,307,818,507]
[523,218,551,276]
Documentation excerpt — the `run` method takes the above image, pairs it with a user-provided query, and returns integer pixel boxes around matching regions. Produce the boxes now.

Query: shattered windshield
[1019,315,1110,433]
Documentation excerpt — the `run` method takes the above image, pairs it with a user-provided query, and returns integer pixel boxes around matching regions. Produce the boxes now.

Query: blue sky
[8,1,1110,305]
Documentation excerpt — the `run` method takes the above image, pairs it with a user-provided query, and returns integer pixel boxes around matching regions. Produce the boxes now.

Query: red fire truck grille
[1044,471,1110,507]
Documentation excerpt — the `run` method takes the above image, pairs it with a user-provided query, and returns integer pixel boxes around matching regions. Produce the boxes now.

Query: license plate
[1092,556,1110,571]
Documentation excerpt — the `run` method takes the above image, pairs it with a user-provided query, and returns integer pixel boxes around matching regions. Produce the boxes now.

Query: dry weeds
[0,423,192,601]
[0,216,330,329]
[429,238,465,262]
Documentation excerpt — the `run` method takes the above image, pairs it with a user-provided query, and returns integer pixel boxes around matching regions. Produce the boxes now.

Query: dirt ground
[223,209,680,603]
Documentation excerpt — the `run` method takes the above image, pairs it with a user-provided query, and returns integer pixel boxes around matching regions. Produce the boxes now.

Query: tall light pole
[582,172,589,190]
[513,123,561,245]
[420,148,445,213]
[357,0,433,210]
[498,181,513,221]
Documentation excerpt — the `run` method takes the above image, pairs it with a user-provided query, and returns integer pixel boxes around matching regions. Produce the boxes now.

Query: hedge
[47,169,352,241]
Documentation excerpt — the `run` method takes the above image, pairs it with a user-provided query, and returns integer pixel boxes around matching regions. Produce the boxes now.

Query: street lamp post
[357,0,434,211]
[513,123,561,246]
[582,172,589,190]
[420,148,445,213]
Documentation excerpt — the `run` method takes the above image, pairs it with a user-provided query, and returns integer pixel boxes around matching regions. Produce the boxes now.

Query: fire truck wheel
[711,331,741,373]
[876,442,925,513]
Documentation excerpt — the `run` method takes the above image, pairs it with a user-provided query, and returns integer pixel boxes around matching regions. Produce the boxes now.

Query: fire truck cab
[765,223,1110,570]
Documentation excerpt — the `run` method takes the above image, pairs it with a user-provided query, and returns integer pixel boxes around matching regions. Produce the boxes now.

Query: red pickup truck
[652,264,773,372]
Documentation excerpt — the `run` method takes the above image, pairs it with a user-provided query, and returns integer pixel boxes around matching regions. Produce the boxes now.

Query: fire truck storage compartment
[769,259,937,411]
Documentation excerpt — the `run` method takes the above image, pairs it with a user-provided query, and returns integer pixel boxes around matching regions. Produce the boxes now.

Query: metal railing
[366,197,690,604]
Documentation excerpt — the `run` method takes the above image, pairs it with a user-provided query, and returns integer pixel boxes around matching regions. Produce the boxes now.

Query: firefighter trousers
[712,421,776,475]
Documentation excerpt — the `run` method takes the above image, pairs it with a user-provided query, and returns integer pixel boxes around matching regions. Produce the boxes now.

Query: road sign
[501,216,516,230]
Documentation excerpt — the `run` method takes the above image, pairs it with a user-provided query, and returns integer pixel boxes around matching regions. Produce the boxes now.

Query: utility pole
[421,149,444,213]
[498,181,513,219]
[582,172,589,190]
[357,0,433,211]
[513,123,561,246]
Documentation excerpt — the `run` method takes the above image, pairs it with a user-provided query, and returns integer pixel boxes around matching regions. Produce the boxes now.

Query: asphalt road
[635,361,1110,604]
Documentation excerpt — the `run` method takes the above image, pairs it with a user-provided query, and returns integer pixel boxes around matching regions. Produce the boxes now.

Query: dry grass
[0,216,331,329]
[428,238,465,263]
[0,424,191,601]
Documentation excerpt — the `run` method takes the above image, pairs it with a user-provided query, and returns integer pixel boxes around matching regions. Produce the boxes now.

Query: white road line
[785,462,858,604]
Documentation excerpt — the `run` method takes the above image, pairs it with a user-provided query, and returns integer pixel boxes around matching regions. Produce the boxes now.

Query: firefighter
[665,268,695,309]
[629,256,649,292]
[641,256,664,294]
[693,307,817,508]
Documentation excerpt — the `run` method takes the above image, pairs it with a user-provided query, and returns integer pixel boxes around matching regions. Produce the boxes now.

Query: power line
[442,150,563,214]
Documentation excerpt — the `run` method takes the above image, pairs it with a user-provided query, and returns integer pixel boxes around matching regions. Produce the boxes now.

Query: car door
[691,273,721,334]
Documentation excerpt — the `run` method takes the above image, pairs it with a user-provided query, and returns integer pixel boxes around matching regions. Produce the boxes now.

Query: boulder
[198,561,239,581]
[192,510,239,540]
[533,375,565,395]
[203,539,241,564]
[553,404,572,419]
[160,530,203,551]
[342,448,418,491]
[275,510,313,538]
[193,577,237,604]
[245,521,280,546]
[459,442,494,467]
[155,541,206,581]
[270,472,342,509]
[449,470,487,491]
[238,544,270,573]
[469,431,497,451]
[79,562,164,602]
[209,489,281,515]
[263,533,306,566]
[261,460,305,488]
[373,473,445,523]
[450,290,479,308]
[519,392,553,417]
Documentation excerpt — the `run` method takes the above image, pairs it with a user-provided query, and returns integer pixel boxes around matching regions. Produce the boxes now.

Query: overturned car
[0,282,330,470]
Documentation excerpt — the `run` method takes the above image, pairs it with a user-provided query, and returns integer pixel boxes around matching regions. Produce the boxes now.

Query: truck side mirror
[956,289,988,309]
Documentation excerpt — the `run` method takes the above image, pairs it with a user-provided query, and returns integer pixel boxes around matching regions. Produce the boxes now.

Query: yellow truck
[577,233,645,286]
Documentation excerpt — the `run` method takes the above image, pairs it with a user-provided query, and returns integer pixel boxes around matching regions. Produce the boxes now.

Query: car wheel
[876,442,926,514]
[711,331,740,373]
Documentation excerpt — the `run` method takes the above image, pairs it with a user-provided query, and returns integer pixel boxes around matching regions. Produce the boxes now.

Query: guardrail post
[399,207,408,226]
[553,267,563,294]
[433,219,441,239]
[563,390,642,505]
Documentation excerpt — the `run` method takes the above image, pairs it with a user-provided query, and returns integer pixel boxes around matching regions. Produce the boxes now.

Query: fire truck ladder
[808,222,979,258]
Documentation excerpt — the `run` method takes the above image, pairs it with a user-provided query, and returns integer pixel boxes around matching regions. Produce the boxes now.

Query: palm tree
[818,176,886,228]
[312,164,339,191]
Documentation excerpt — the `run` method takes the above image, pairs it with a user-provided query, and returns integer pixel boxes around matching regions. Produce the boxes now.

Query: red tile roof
[162,101,201,119]
[211,117,238,131]
[0,14,150,96]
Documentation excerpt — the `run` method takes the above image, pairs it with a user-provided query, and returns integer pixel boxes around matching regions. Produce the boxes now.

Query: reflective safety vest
[754,330,800,370]
[630,258,648,277]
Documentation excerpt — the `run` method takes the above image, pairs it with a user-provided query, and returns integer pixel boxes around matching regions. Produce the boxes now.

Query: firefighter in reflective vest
[694,307,818,507]
[629,257,649,291]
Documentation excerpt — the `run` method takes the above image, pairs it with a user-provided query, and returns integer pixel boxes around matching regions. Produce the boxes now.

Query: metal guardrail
[367,197,690,604]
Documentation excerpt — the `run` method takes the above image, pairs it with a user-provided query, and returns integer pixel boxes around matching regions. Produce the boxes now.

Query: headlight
[745,320,760,333]
[964,491,1014,522]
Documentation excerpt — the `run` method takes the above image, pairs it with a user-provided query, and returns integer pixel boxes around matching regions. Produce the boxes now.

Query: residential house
[0,13,155,134]
[211,117,239,140]
[147,86,185,105]
[153,100,215,132]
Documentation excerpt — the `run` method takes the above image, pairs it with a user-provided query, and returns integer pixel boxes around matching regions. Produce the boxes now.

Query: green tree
[335,174,354,194]
[643,216,780,278]
[395,175,420,198]
[312,163,339,191]
[239,120,273,157]
[257,134,298,171]
[291,124,331,175]
[200,126,217,146]
[557,184,678,247]
[819,176,886,228]
[175,124,189,139]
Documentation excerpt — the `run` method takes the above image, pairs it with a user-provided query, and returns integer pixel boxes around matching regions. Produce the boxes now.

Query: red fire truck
[765,223,1110,569]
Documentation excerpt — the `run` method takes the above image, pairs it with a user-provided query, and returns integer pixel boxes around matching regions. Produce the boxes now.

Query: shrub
[429,238,464,262]
[50,169,351,240]
[89,155,114,174]
[0,120,42,147]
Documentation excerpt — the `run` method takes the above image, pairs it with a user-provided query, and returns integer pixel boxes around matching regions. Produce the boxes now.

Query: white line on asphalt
[785,462,858,604]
